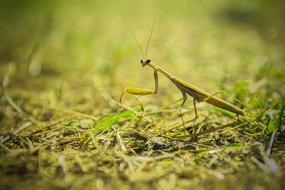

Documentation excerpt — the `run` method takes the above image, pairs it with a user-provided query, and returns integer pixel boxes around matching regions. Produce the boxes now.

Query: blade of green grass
[80,110,135,149]
[267,101,285,133]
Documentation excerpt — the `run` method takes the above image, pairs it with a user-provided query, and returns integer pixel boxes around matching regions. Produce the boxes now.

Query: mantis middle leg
[177,89,187,133]
[193,98,198,128]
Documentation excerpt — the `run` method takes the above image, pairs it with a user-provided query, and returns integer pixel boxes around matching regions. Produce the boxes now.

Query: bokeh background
[1,0,284,100]
[0,0,284,189]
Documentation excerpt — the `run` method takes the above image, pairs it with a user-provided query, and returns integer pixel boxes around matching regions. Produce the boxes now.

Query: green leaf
[267,119,277,133]
[267,101,285,133]
[80,110,135,149]
[213,107,236,118]
[93,110,135,134]
[65,119,95,129]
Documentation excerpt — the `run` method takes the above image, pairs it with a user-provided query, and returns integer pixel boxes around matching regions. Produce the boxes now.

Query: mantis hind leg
[203,90,246,107]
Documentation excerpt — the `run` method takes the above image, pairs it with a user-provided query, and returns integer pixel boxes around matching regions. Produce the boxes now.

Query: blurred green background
[0,0,285,189]
[1,0,284,102]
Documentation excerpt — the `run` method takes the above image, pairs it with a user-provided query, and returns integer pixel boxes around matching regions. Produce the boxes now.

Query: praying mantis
[119,21,244,122]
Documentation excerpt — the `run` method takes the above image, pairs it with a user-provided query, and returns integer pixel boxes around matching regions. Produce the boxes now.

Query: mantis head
[141,59,151,67]
[125,19,155,67]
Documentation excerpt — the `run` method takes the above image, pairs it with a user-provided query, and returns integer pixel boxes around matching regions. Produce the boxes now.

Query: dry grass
[0,0,285,189]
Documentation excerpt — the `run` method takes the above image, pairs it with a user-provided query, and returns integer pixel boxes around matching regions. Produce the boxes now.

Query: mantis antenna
[144,18,156,58]
[123,20,144,58]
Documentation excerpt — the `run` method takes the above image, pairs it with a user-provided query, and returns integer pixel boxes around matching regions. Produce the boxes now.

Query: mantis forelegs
[119,70,158,103]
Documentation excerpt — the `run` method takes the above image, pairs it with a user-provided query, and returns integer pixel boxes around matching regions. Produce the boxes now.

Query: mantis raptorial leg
[119,70,158,103]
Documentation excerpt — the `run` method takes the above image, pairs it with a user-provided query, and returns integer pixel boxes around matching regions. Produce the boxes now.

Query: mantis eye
[140,60,143,64]
[146,59,151,64]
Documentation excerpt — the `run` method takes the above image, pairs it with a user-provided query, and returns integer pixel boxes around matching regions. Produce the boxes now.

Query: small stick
[266,129,277,156]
